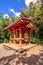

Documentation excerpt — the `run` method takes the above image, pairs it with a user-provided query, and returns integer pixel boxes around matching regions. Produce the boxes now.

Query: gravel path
[0,44,43,65]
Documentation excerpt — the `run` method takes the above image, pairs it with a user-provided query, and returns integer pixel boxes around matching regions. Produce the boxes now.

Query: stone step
[3,43,36,53]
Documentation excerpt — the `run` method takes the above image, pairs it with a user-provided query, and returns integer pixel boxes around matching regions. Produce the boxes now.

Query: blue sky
[0,0,36,17]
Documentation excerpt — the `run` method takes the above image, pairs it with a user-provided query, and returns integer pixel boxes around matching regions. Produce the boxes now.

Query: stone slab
[3,43,36,53]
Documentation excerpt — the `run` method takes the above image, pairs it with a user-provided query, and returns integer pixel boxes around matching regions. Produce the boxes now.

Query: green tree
[0,15,10,43]
[20,9,29,18]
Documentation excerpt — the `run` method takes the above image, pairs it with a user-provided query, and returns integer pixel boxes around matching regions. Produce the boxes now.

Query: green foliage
[39,25,43,39]
[0,26,4,43]
[10,16,15,22]
[4,39,9,43]
[30,37,43,44]
[0,13,20,43]
[20,9,29,18]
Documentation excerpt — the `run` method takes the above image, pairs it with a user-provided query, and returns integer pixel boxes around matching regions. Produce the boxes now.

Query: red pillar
[28,30,30,43]
[9,30,12,44]
[22,31,24,43]
[19,27,22,44]
[14,30,16,44]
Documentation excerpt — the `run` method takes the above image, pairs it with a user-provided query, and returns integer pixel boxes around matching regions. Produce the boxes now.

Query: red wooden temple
[4,17,35,45]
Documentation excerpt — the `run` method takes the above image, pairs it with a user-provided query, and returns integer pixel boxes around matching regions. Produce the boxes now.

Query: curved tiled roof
[4,17,35,30]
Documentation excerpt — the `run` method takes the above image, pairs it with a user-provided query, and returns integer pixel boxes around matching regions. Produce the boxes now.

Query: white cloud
[9,8,20,17]
[25,0,36,7]
[3,14,9,19]
[9,9,15,14]
[15,12,20,17]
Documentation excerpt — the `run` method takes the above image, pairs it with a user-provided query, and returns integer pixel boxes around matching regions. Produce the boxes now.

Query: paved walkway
[0,44,43,65]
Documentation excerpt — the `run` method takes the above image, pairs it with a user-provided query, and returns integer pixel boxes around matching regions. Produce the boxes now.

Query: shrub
[30,37,37,44]
[0,40,4,43]
[4,39,9,43]
[30,37,43,44]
